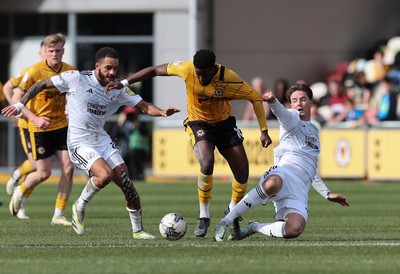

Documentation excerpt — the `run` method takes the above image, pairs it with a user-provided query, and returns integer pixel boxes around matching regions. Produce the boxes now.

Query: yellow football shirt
[166,61,267,130]
[9,68,30,129]
[19,60,75,132]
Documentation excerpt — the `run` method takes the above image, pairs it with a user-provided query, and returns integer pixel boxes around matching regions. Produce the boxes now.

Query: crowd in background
[242,36,400,129]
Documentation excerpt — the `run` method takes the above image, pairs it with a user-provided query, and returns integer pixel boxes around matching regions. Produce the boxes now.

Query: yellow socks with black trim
[197,173,213,218]
[18,159,34,178]
[231,178,247,205]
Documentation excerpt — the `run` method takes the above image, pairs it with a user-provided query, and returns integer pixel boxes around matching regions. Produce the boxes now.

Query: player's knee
[263,176,282,195]
[96,168,113,185]
[284,222,305,238]
[63,163,74,178]
[199,161,214,175]
[36,170,51,181]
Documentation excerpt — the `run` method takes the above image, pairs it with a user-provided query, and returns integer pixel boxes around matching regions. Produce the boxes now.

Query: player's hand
[33,116,51,130]
[260,130,272,148]
[1,105,20,117]
[327,193,350,206]
[262,90,276,103]
[161,107,181,117]
[105,81,123,94]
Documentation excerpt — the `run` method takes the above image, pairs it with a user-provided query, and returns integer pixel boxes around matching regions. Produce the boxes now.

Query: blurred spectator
[349,71,373,110]
[386,51,400,93]
[326,80,348,125]
[376,77,398,122]
[126,108,150,181]
[344,98,365,128]
[242,77,270,120]
[273,78,290,106]
[310,100,326,129]
[265,78,290,120]
[111,106,150,180]
[366,77,398,125]
[363,49,387,85]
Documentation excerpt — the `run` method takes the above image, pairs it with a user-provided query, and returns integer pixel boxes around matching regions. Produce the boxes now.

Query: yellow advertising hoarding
[319,129,366,178]
[367,129,400,180]
[153,127,400,180]
[152,128,279,177]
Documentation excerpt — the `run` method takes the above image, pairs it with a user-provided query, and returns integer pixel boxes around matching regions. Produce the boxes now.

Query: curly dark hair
[193,49,216,69]
[95,47,119,62]
[286,84,313,102]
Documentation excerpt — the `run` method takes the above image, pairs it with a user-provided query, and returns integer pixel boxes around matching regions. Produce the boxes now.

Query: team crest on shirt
[108,93,117,101]
[125,87,136,96]
[172,60,183,66]
[59,70,75,81]
[214,88,223,96]
[22,72,29,83]
[86,151,95,160]
[37,147,45,155]
[196,129,205,137]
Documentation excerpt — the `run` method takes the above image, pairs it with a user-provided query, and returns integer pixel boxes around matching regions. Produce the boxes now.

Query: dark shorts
[19,127,32,155]
[30,127,68,160]
[184,116,244,151]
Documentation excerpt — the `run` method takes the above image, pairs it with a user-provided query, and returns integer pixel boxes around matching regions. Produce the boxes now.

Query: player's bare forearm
[127,65,166,83]
[136,100,180,117]
[105,64,168,94]
[21,78,54,105]
[146,105,180,117]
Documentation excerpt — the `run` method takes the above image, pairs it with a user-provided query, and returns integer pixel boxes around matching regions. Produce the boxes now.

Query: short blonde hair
[43,33,66,47]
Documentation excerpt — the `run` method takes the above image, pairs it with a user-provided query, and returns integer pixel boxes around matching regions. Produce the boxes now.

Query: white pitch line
[1,241,400,249]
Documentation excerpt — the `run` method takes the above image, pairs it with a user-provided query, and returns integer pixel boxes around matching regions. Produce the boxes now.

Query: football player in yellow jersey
[2,42,46,219]
[106,49,273,238]
[9,33,76,226]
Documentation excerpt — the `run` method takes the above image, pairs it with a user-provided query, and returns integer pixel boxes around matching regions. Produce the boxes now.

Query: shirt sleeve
[311,172,331,199]
[252,100,268,131]
[269,99,299,131]
[51,70,79,93]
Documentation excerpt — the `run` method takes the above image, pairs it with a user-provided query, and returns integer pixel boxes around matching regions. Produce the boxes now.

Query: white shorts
[259,166,309,222]
[69,145,124,175]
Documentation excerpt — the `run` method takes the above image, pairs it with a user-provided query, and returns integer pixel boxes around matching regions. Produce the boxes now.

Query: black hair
[95,47,119,63]
[286,84,313,102]
[193,49,216,69]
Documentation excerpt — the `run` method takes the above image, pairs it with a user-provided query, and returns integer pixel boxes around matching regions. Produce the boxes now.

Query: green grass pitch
[1,180,400,274]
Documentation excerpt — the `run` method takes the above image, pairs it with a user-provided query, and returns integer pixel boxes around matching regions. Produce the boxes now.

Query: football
[159,213,187,241]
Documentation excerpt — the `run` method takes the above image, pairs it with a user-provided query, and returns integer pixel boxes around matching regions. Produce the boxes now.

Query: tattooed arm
[20,78,54,105]
[1,78,54,117]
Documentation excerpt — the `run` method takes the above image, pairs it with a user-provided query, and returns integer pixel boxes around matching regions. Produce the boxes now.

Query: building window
[77,13,153,36]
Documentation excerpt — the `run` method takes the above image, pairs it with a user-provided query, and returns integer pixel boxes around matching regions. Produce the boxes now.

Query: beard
[98,69,115,86]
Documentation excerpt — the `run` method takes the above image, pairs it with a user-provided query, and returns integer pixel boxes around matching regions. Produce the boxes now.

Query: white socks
[77,177,100,209]
[223,185,268,224]
[254,221,286,238]
[127,207,143,232]
[199,203,210,218]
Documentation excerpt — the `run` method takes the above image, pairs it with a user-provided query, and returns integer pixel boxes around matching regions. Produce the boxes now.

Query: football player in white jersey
[213,84,349,241]
[2,47,180,240]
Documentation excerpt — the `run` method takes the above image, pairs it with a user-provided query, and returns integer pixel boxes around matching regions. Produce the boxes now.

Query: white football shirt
[51,70,143,148]
[270,99,320,182]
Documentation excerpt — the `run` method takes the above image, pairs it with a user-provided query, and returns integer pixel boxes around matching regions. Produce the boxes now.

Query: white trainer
[9,189,23,216]
[6,173,19,196]
[16,207,30,220]
[51,216,72,226]
[132,230,156,240]
[72,201,85,235]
